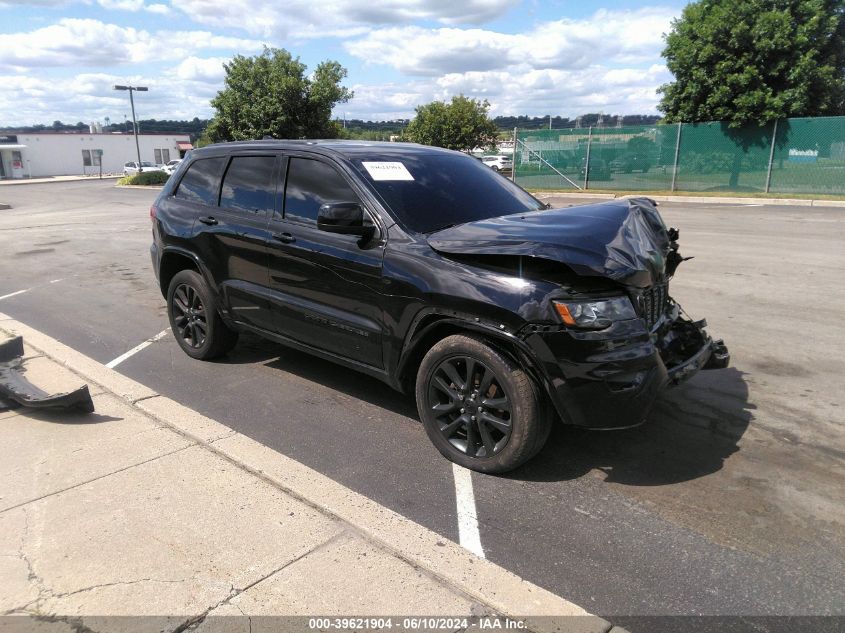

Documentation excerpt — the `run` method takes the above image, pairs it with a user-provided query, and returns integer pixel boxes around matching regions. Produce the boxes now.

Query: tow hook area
[705,338,730,370]
[662,317,730,387]
[0,336,95,412]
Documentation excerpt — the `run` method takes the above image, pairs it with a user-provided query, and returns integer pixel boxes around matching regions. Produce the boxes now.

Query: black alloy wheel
[166,269,239,360]
[428,355,512,458]
[416,334,551,473]
[171,283,207,349]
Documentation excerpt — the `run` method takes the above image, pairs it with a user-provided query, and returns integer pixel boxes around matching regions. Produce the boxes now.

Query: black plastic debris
[0,336,95,413]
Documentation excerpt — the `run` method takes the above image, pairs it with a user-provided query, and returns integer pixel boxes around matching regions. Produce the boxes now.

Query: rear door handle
[198,216,218,226]
[272,232,296,244]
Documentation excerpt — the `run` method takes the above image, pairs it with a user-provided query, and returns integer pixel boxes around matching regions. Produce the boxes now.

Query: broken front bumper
[661,316,730,385]
[521,307,730,429]
[0,336,94,412]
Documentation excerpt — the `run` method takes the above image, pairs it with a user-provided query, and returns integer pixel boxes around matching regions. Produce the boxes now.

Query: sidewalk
[0,315,615,633]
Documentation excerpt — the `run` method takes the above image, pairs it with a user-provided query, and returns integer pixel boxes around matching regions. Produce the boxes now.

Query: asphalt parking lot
[1,180,843,623]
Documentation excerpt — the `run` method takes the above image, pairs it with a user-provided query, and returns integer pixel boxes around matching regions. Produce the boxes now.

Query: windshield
[351,151,543,234]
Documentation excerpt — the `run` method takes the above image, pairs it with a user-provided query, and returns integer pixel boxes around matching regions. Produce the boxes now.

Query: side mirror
[317,202,372,236]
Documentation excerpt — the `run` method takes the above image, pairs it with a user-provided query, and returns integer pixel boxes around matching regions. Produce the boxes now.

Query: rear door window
[220,155,277,216]
[284,157,359,224]
[175,156,226,205]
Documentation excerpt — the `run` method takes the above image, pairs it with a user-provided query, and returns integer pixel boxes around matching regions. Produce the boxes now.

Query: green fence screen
[513,116,845,196]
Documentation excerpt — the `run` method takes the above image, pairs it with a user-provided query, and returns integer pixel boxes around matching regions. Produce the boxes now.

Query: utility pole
[113,85,149,170]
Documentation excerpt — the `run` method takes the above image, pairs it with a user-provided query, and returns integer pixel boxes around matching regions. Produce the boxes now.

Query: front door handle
[198,216,218,226]
[272,232,296,244]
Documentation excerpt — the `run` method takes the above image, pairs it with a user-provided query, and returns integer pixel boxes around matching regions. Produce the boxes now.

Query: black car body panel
[151,140,728,431]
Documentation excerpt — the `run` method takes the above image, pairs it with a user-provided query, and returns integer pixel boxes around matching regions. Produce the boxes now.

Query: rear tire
[167,269,238,360]
[415,334,551,474]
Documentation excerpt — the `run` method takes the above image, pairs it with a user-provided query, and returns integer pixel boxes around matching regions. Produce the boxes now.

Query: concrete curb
[0,313,610,633]
[534,191,845,207]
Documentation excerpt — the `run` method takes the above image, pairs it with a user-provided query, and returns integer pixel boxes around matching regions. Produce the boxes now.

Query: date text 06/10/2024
[306,617,527,630]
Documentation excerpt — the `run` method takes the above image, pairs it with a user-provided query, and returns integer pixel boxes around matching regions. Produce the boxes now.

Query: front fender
[395,313,564,422]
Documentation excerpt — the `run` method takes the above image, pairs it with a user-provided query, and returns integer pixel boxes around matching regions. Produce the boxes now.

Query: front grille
[640,283,668,329]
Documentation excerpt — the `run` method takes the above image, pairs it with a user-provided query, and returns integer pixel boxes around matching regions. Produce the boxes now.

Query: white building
[0,132,193,179]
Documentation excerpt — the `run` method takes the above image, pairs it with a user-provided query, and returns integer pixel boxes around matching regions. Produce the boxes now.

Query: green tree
[207,47,353,142]
[658,0,845,126]
[405,95,498,151]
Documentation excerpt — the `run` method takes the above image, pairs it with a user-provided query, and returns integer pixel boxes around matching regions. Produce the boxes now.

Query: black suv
[151,140,729,473]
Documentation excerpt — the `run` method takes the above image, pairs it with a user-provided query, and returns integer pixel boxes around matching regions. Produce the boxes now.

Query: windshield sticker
[362,161,414,181]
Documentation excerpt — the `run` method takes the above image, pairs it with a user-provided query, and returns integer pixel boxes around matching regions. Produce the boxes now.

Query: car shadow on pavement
[213,332,289,365]
[223,332,419,418]
[510,367,754,485]
[223,333,753,487]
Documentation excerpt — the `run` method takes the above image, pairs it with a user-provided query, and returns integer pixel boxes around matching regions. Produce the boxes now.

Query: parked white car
[481,155,513,172]
[163,159,183,175]
[123,161,164,176]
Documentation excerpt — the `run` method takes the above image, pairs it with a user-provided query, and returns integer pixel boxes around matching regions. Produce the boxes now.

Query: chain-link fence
[513,116,845,195]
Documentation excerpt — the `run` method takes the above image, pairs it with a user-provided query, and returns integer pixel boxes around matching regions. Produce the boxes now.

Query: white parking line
[452,463,485,558]
[0,288,31,301]
[105,329,170,369]
[0,279,66,303]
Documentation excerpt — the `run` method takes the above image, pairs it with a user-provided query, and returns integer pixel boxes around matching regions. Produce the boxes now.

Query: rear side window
[175,157,226,205]
[220,155,277,216]
[284,157,359,224]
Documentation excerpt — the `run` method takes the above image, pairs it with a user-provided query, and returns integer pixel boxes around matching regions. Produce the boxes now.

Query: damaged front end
[428,197,730,429]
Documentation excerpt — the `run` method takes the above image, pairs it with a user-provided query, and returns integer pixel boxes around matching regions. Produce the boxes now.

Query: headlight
[552,296,636,330]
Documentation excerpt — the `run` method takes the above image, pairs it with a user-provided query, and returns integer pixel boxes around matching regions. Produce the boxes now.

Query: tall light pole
[113,85,148,169]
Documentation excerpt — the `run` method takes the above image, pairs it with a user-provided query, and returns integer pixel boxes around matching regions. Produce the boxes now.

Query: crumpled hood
[426,197,674,288]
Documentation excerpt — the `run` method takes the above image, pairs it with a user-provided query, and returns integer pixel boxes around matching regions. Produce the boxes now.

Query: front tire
[167,269,238,360]
[415,334,551,474]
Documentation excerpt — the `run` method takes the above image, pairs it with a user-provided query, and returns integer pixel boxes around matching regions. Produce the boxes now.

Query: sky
[0,0,686,126]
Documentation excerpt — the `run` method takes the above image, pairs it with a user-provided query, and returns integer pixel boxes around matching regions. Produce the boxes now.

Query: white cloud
[12,0,171,11]
[340,64,671,121]
[436,65,671,115]
[345,8,674,75]
[0,1,69,6]
[0,19,265,71]
[0,69,221,125]
[0,59,669,126]
[341,81,431,121]
[97,0,145,10]
[173,56,227,83]
[170,0,517,38]
[0,4,677,124]
[336,8,675,119]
